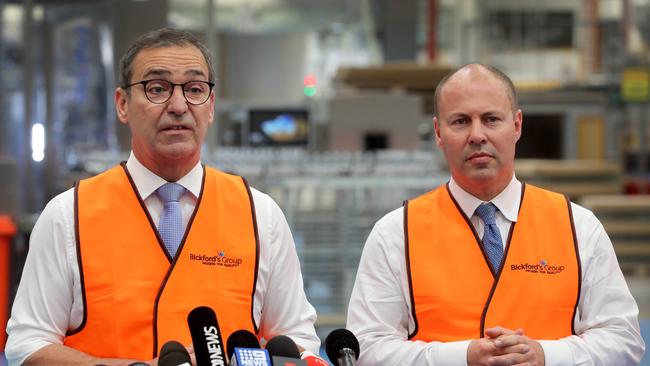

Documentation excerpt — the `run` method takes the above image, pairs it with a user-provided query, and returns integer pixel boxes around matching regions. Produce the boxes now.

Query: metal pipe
[206,0,219,151]
[0,0,6,157]
[21,0,34,214]
[426,0,437,61]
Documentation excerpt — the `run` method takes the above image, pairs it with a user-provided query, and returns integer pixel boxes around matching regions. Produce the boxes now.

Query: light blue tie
[475,203,504,272]
[156,182,185,257]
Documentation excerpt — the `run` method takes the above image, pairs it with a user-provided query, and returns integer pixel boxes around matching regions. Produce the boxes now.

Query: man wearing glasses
[6,28,320,365]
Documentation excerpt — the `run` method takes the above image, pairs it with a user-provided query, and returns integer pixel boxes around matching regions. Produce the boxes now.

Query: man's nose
[166,85,188,114]
[468,119,487,144]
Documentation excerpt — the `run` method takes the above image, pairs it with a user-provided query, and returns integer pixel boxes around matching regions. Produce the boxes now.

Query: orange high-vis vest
[405,183,580,342]
[65,164,259,360]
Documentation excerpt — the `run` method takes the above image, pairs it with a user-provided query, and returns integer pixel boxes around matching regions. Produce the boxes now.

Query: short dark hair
[433,64,518,119]
[119,27,214,89]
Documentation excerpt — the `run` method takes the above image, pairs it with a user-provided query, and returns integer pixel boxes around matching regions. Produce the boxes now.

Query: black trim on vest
[67,182,88,337]
[445,184,490,272]
[150,165,206,357]
[121,163,171,262]
[243,177,261,334]
[478,183,525,337]
[119,163,167,357]
[403,199,419,340]
[566,195,581,336]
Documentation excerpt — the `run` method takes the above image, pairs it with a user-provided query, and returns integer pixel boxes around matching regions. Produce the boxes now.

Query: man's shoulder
[48,187,76,209]
[372,206,406,235]
[31,187,75,234]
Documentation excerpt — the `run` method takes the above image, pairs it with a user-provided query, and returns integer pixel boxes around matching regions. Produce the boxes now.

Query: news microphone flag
[300,351,330,366]
[188,306,226,366]
[229,347,271,366]
[227,329,261,361]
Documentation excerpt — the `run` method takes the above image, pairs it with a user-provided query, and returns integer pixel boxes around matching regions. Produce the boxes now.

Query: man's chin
[465,167,498,182]
[157,144,198,161]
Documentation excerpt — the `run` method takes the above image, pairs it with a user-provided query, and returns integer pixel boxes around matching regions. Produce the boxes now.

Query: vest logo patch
[510,259,564,275]
[189,251,243,268]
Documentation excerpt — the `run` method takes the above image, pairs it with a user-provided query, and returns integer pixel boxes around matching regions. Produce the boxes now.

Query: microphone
[229,348,271,366]
[159,340,191,366]
[226,329,269,366]
[265,335,307,366]
[226,329,261,360]
[188,306,227,366]
[325,329,359,366]
[300,351,330,366]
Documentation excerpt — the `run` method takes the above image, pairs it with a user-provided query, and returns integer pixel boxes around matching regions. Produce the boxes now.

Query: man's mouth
[467,152,493,162]
[161,125,189,131]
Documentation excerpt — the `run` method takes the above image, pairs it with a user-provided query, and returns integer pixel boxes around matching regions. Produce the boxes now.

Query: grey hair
[119,27,214,89]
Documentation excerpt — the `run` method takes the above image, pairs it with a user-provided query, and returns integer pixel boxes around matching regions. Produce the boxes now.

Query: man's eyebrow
[445,112,469,121]
[142,69,171,80]
[481,110,505,117]
[185,69,207,78]
[141,68,207,80]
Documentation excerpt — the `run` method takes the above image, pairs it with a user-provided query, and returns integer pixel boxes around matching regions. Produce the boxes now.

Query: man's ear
[433,116,443,148]
[207,90,216,125]
[514,109,523,142]
[115,88,129,124]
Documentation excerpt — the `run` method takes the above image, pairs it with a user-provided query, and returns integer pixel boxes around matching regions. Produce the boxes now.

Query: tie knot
[156,182,185,204]
[475,202,498,225]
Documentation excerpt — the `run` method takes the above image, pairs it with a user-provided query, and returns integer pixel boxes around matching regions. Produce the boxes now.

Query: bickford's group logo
[189,250,243,267]
[510,259,564,275]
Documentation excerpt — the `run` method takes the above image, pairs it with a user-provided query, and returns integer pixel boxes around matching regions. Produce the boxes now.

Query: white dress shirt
[5,153,320,365]
[347,176,645,366]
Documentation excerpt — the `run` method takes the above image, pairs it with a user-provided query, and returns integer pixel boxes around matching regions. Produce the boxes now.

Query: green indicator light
[304,86,316,97]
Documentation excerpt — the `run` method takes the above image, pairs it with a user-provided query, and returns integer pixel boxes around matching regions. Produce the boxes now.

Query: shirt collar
[124,151,203,200]
[448,175,522,222]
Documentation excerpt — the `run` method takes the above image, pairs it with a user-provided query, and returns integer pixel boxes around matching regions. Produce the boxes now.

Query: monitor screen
[248,109,309,146]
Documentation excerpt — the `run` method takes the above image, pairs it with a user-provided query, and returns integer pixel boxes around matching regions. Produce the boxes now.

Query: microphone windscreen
[227,330,261,359]
[187,306,226,366]
[265,335,301,359]
[159,340,191,366]
[325,328,360,364]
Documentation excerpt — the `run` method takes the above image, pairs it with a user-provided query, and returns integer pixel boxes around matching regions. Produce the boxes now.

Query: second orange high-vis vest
[405,183,580,341]
[65,164,258,359]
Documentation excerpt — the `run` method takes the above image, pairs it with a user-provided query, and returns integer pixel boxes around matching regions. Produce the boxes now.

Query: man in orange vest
[6,28,320,365]
[347,64,645,365]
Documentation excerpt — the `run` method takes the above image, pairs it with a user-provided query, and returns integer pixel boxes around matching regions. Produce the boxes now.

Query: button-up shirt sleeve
[347,208,471,366]
[5,189,79,366]
[346,203,645,365]
[540,203,644,365]
[251,188,320,353]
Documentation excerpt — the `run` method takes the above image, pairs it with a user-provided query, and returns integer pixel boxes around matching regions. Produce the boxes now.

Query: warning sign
[622,68,650,102]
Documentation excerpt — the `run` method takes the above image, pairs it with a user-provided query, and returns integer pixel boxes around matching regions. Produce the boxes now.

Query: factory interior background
[0,0,649,364]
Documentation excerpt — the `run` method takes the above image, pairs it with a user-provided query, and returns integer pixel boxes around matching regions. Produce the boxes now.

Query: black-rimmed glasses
[124,79,215,105]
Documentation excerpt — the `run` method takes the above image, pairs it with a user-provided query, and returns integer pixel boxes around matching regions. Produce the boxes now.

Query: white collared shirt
[347,176,645,366]
[448,176,521,245]
[5,152,320,365]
